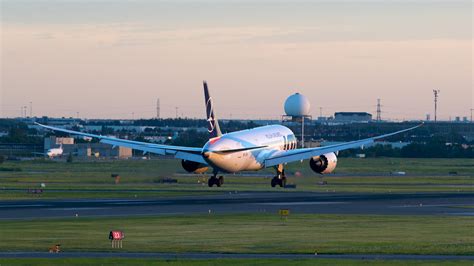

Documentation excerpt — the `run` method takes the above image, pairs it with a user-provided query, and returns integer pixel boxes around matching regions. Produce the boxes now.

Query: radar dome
[284,93,310,116]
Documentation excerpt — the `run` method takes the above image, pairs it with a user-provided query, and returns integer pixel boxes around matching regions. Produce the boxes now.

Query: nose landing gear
[208,174,224,187]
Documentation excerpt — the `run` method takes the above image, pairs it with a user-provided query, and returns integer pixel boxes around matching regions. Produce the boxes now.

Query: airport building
[64,143,132,159]
[334,112,372,123]
[44,136,74,150]
[44,136,132,159]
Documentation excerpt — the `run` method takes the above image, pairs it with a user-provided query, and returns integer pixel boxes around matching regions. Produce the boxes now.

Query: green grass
[0,214,472,255]
[0,258,472,266]
[0,158,472,200]
[1,159,471,264]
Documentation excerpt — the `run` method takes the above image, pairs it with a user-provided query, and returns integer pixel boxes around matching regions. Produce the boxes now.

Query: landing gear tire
[208,176,217,187]
[271,177,278,187]
[208,176,223,187]
[271,176,286,188]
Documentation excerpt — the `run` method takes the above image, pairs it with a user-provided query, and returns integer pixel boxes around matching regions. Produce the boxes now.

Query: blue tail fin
[203,81,222,138]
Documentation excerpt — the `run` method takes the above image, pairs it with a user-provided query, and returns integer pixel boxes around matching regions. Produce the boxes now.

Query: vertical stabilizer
[203,81,222,138]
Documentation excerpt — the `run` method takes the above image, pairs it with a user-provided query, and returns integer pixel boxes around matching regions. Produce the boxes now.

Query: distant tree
[0,123,42,144]
[66,153,73,163]
[171,129,208,147]
[101,126,115,135]
[7,124,28,142]
[133,135,147,142]
[0,155,4,164]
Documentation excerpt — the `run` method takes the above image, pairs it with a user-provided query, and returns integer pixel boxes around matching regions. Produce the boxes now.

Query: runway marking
[391,204,470,208]
[257,201,345,206]
[108,201,167,205]
[46,207,107,211]
[0,204,50,208]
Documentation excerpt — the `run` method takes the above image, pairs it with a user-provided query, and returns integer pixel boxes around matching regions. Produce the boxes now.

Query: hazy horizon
[1,0,472,121]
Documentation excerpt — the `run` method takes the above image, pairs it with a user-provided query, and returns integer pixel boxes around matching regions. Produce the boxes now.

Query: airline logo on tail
[206,97,215,132]
[203,81,222,138]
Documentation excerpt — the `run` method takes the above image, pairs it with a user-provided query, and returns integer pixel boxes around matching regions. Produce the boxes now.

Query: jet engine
[181,160,209,174]
[309,152,338,174]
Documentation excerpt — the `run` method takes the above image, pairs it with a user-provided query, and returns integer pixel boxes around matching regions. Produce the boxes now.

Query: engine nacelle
[309,152,338,174]
[181,160,209,174]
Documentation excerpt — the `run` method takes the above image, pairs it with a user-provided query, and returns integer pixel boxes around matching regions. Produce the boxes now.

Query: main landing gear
[271,164,286,188]
[208,174,224,187]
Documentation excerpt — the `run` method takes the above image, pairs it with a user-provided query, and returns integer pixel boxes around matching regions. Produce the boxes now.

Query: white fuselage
[202,125,297,173]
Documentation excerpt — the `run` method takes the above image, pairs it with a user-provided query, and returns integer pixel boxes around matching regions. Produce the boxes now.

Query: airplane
[33,144,64,158]
[36,81,422,187]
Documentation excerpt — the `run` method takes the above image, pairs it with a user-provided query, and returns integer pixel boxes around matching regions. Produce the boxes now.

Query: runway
[0,251,473,261]
[1,191,473,219]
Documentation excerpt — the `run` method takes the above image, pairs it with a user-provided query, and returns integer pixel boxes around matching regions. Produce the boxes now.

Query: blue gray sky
[1,0,472,120]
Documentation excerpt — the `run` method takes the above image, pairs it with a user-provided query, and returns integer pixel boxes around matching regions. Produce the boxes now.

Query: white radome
[284,93,311,116]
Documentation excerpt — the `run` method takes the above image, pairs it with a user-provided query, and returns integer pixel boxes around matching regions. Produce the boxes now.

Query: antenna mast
[433,89,440,122]
[376,98,382,122]
[156,98,160,119]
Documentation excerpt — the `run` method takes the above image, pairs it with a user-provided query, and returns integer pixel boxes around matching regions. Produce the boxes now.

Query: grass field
[0,158,472,265]
[0,158,472,199]
[1,258,472,266]
[0,214,472,255]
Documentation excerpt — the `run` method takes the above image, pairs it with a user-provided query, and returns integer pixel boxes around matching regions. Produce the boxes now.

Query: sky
[1,0,472,121]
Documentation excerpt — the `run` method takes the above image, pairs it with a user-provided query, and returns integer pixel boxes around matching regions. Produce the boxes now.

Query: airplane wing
[35,123,207,164]
[264,124,422,167]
